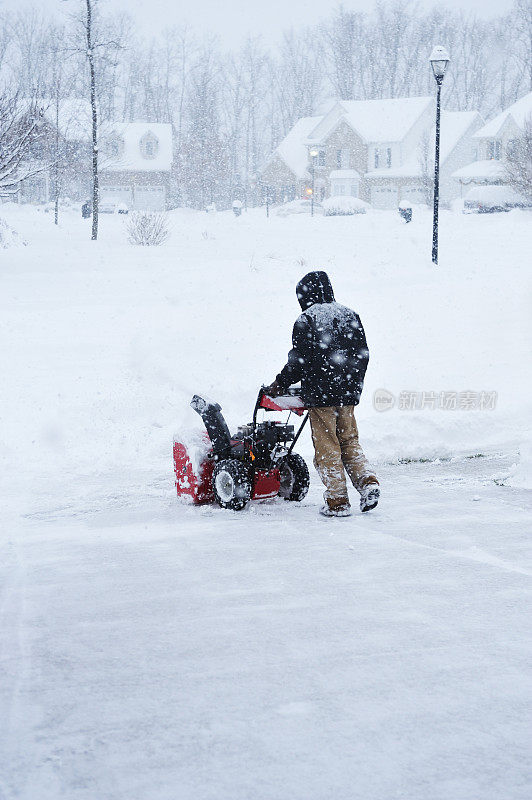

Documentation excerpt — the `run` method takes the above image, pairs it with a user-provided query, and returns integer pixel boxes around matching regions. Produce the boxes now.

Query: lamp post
[309,148,318,216]
[429,45,450,265]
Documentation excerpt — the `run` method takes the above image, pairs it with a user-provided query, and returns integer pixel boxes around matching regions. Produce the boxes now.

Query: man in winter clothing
[266,271,379,517]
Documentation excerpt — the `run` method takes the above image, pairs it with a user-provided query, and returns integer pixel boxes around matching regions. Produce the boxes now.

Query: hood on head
[296,271,335,310]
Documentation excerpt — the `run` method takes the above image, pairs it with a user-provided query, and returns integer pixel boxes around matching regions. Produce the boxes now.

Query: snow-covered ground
[1,203,531,799]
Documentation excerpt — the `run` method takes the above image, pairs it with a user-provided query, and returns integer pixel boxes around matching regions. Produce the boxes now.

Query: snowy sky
[5,0,516,47]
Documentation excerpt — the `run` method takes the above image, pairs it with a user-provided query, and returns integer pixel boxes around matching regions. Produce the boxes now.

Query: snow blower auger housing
[174,388,310,510]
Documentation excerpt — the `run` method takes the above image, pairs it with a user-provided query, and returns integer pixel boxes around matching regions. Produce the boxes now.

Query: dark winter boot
[320,497,352,517]
[360,484,380,513]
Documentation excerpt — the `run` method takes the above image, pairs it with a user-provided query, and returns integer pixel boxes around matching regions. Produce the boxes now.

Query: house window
[374,148,380,169]
[386,147,392,168]
[487,140,501,160]
[318,149,326,167]
[332,183,346,195]
[336,149,342,169]
[350,183,358,197]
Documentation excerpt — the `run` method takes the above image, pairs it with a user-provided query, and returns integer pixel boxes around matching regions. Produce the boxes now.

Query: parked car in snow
[276,198,323,216]
[322,196,369,216]
[463,185,530,213]
[99,200,129,214]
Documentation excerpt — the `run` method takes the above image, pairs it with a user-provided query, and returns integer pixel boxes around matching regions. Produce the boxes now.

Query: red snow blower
[174,388,310,510]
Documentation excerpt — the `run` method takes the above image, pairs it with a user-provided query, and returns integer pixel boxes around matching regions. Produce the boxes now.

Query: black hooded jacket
[276,271,369,407]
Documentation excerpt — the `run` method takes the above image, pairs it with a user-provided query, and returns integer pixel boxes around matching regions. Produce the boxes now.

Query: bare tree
[512,0,532,95]
[0,94,42,192]
[63,0,124,239]
[504,115,532,201]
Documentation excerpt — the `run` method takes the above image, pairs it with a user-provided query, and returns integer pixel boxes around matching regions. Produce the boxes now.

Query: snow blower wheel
[174,387,310,511]
[213,460,252,510]
[278,454,310,501]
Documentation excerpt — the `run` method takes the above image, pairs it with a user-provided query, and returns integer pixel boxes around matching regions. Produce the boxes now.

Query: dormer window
[140,131,159,160]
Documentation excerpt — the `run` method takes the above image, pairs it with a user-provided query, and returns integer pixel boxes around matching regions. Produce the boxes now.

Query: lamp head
[429,45,450,82]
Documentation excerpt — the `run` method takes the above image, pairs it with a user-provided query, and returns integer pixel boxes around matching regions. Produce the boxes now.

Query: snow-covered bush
[322,196,369,216]
[0,215,26,248]
[127,212,169,246]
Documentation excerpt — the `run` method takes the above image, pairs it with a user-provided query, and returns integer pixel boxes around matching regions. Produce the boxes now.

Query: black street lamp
[309,148,318,216]
[429,45,450,265]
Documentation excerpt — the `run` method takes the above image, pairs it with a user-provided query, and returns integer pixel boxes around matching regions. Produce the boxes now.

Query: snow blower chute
[174,388,310,510]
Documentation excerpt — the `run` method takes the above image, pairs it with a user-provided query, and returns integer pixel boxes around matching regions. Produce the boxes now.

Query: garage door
[133,186,165,211]
[100,186,132,208]
[371,187,397,209]
[402,186,425,205]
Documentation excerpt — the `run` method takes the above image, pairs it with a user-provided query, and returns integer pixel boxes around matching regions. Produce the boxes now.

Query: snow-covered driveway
[1,204,530,798]
[2,456,530,800]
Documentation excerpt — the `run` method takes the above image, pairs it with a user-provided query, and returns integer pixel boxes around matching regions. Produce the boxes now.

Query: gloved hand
[264,380,283,397]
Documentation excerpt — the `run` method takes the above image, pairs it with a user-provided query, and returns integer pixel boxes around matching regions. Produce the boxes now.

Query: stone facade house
[260,97,482,209]
[99,122,173,211]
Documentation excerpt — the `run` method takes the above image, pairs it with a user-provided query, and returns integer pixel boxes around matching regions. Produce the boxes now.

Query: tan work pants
[309,406,378,502]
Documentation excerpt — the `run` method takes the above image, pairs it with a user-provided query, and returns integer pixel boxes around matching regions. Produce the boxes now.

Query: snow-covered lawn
[1,203,531,799]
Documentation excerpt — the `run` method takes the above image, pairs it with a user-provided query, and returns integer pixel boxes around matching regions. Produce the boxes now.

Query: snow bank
[0,214,26,248]
[506,441,532,489]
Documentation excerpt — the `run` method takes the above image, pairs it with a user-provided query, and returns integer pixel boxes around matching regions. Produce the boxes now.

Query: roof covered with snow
[99,122,173,172]
[17,97,92,142]
[40,99,93,142]
[272,115,323,178]
[366,110,481,178]
[473,92,532,139]
[307,96,434,145]
[452,159,505,180]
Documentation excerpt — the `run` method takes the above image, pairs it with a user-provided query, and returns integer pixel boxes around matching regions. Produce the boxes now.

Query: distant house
[260,97,482,209]
[260,116,322,203]
[99,123,173,211]
[11,98,92,204]
[452,92,532,195]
